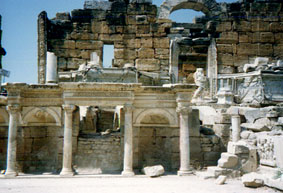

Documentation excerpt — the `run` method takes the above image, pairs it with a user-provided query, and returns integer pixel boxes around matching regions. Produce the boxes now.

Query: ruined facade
[0,0,283,190]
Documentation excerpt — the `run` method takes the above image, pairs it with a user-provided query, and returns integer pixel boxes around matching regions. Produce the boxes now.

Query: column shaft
[231,115,241,142]
[177,107,193,176]
[5,105,20,177]
[122,104,134,176]
[60,105,75,176]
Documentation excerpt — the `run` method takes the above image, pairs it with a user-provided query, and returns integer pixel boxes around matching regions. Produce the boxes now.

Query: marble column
[46,52,57,83]
[177,106,193,176]
[121,104,135,176]
[231,115,241,142]
[5,105,20,177]
[60,105,76,177]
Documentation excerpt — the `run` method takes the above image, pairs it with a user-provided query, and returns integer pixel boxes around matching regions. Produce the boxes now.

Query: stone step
[218,153,238,169]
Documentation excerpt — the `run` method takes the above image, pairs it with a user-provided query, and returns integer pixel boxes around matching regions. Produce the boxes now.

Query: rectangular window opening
[103,45,114,68]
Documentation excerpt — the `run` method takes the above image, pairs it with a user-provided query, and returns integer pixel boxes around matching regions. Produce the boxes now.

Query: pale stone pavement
[0,175,279,193]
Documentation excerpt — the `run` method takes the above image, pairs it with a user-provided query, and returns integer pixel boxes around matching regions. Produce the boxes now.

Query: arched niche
[21,107,62,126]
[134,108,178,127]
[158,0,221,20]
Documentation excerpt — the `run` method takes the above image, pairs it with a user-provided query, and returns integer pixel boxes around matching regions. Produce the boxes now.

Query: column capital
[124,103,134,113]
[176,106,192,115]
[63,105,76,114]
[6,105,21,114]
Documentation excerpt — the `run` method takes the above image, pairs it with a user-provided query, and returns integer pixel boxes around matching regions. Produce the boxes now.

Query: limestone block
[76,41,102,50]
[251,21,270,32]
[114,49,124,59]
[227,142,249,155]
[242,172,264,188]
[124,49,136,60]
[257,44,273,56]
[91,21,109,33]
[140,38,153,48]
[218,153,238,169]
[136,25,151,35]
[137,48,154,58]
[241,148,258,173]
[153,38,169,48]
[63,40,76,49]
[236,43,258,55]
[233,21,251,32]
[136,59,160,71]
[217,53,234,66]
[241,123,270,132]
[215,175,227,185]
[124,39,139,48]
[251,32,274,43]
[217,44,233,54]
[270,22,283,32]
[216,22,232,32]
[274,44,283,57]
[239,32,251,43]
[216,32,238,44]
[142,165,165,177]
[67,58,86,69]
[110,34,123,41]
[274,33,283,43]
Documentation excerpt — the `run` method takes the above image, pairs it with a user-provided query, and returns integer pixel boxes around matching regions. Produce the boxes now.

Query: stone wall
[214,0,283,74]
[74,133,123,174]
[0,127,8,171]
[38,1,171,83]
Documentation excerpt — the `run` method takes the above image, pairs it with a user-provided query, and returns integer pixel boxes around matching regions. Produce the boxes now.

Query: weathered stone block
[91,21,109,33]
[236,43,258,55]
[239,32,251,43]
[252,32,274,43]
[136,59,160,71]
[140,38,153,48]
[274,44,283,57]
[218,153,238,169]
[274,33,283,43]
[136,25,151,35]
[114,48,124,59]
[233,21,251,32]
[216,32,238,44]
[217,44,233,54]
[63,40,76,49]
[217,53,234,66]
[270,22,283,32]
[204,152,221,161]
[75,40,103,50]
[153,38,170,48]
[242,173,264,188]
[124,49,136,60]
[137,48,154,58]
[110,34,123,41]
[142,165,165,177]
[227,142,249,155]
[216,22,232,32]
[251,21,270,32]
[67,58,86,69]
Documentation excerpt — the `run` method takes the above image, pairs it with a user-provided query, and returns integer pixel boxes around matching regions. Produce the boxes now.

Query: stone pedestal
[46,52,57,83]
[5,105,20,178]
[121,104,135,176]
[231,115,241,142]
[177,106,193,176]
[60,105,76,177]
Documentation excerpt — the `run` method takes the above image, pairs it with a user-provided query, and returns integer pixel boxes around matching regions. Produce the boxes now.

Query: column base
[60,168,74,177]
[4,170,18,178]
[121,170,135,177]
[178,170,193,176]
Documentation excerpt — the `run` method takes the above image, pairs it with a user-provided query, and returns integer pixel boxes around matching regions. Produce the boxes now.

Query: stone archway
[158,0,221,20]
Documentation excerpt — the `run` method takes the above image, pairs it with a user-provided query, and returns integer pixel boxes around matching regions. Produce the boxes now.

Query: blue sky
[0,0,237,83]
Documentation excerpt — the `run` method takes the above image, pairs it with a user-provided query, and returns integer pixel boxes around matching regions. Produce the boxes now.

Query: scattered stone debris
[215,175,227,185]
[142,165,165,177]
[242,173,264,188]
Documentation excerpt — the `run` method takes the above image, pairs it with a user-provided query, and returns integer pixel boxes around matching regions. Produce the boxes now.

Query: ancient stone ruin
[0,0,283,191]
